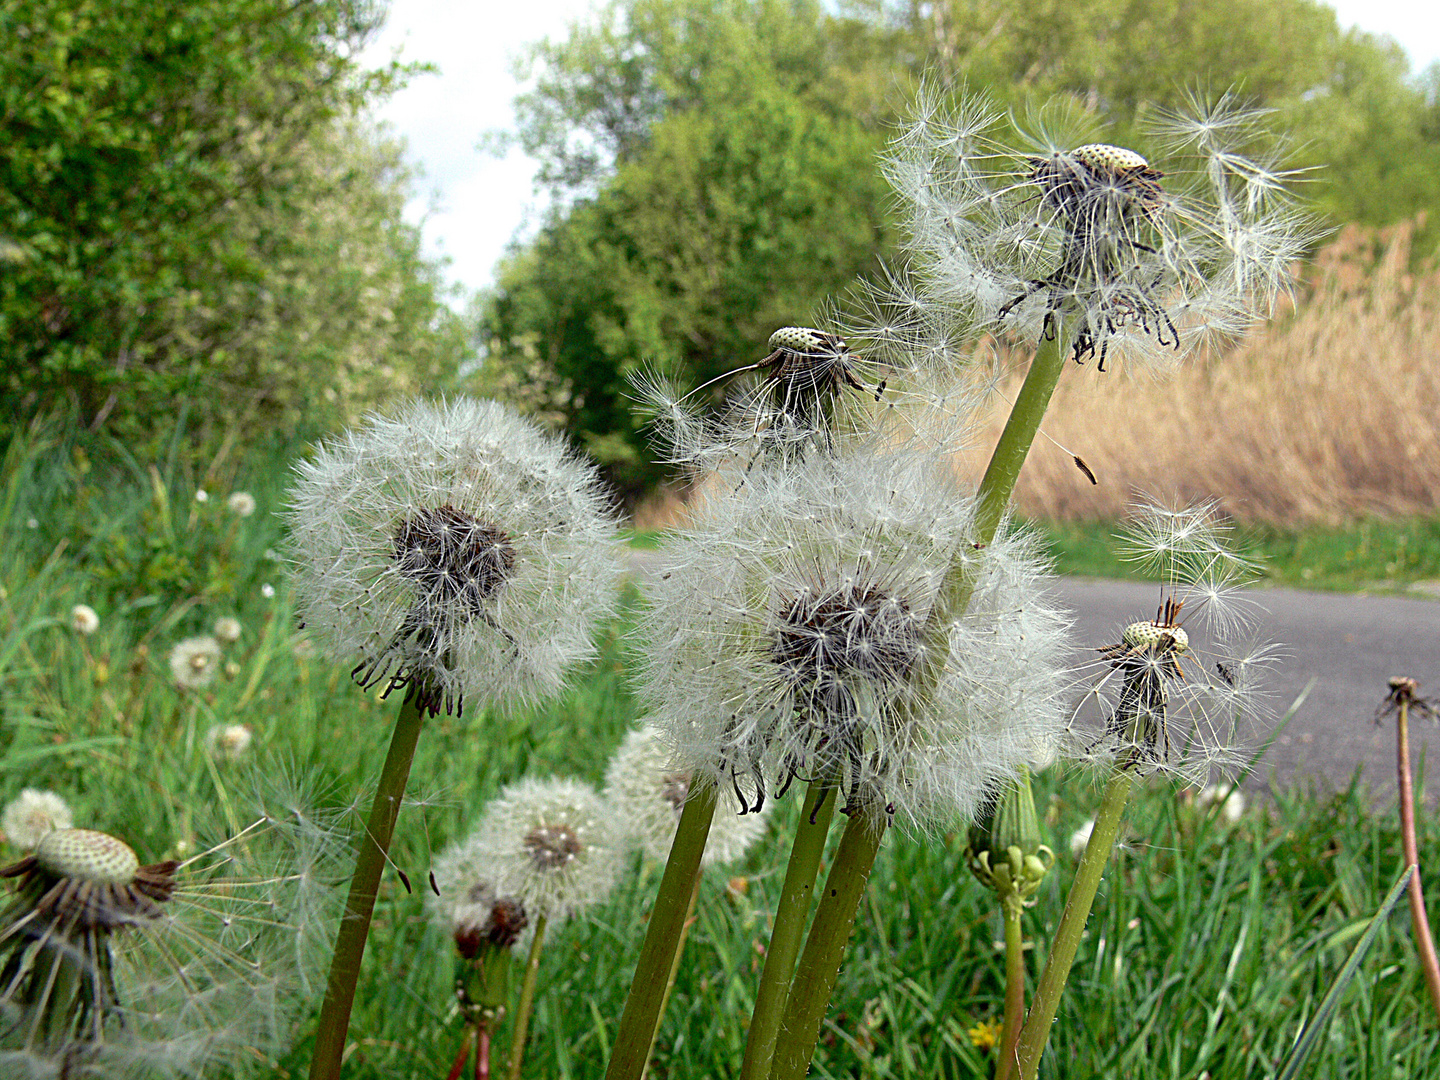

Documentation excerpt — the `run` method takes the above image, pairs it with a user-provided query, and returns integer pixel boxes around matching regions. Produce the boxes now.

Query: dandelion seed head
[285,398,624,717]
[435,777,620,925]
[604,725,770,867]
[70,604,99,636]
[203,724,253,761]
[1,790,73,851]
[212,617,242,644]
[225,492,256,517]
[168,636,221,690]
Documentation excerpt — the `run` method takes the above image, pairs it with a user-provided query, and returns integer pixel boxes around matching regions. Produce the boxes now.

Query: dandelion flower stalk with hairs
[286,398,622,1080]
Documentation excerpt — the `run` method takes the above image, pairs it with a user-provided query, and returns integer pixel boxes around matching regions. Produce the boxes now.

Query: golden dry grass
[965,219,1440,526]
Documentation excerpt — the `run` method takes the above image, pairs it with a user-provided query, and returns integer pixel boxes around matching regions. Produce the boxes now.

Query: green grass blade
[1274,865,1415,1080]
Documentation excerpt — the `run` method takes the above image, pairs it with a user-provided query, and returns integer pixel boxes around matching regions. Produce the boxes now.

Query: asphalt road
[1055,578,1440,800]
[625,551,1440,799]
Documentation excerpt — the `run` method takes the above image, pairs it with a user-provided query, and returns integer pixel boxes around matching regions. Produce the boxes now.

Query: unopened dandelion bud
[967,768,1053,906]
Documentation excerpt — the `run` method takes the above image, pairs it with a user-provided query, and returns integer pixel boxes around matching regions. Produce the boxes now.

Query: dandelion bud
[967,768,1053,908]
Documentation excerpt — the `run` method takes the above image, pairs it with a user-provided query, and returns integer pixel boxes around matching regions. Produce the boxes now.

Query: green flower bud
[966,767,1054,907]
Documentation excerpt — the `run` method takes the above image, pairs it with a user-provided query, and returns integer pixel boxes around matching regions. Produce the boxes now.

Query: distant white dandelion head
[879,85,1315,373]
[1,789,74,851]
[226,492,256,517]
[203,724,253,762]
[1198,783,1246,824]
[285,398,624,717]
[436,778,620,925]
[603,725,770,867]
[168,636,221,690]
[213,617,242,644]
[69,604,99,636]
[637,444,1072,832]
[1070,499,1275,784]
[0,810,340,1079]
[193,489,209,504]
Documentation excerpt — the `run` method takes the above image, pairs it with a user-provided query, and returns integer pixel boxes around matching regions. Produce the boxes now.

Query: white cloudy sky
[359,0,1440,304]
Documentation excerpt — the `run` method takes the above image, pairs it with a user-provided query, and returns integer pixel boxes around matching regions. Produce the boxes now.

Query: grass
[1038,515,1440,593]
[2,427,1439,1079]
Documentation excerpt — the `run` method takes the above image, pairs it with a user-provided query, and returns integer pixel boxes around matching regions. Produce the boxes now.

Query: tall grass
[963,219,1440,526]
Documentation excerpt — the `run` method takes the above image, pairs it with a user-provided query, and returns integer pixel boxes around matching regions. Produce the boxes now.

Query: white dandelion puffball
[435,777,621,925]
[226,491,257,517]
[169,636,222,690]
[0,810,341,1079]
[69,604,100,636]
[1,789,73,850]
[204,724,253,761]
[1198,784,1246,824]
[604,725,770,868]
[637,444,1072,832]
[213,616,243,644]
[286,398,624,717]
[875,87,1314,373]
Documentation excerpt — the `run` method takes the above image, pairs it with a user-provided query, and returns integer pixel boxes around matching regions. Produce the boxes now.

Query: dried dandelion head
[603,725,770,867]
[879,86,1315,373]
[637,442,1071,832]
[69,606,99,636]
[0,805,341,1079]
[434,778,621,926]
[1069,499,1276,785]
[285,398,623,717]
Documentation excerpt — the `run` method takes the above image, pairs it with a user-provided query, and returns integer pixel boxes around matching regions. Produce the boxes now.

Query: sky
[358,0,1440,305]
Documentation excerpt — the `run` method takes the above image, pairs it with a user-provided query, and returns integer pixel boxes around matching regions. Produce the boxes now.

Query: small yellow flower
[967,1019,1002,1051]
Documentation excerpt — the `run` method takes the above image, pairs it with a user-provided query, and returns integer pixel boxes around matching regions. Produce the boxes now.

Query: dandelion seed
[604,725,770,867]
[213,617,242,644]
[69,605,99,636]
[168,636,221,690]
[0,812,340,1078]
[435,778,620,925]
[637,442,1071,831]
[286,398,623,717]
[1,791,73,851]
[226,492,256,517]
[203,724,253,761]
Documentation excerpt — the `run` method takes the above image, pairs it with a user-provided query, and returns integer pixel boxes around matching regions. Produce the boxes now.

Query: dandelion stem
[739,776,838,1080]
[1394,692,1440,1020]
[996,897,1027,1080]
[506,913,548,1080]
[765,327,1073,1080]
[1013,768,1135,1080]
[606,778,718,1080]
[447,1025,477,1080]
[310,687,427,1080]
[642,869,704,1079]
[770,812,886,1080]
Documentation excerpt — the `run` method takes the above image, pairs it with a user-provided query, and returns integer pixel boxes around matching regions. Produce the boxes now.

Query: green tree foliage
[482,0,1440,495]
[479,0,892,495]
[0,0,469,448]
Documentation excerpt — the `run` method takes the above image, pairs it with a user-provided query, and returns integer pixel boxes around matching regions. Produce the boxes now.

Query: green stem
[310,688,427,1080]
[996,898,1026,1080]
[769,813,887,1080]
[763,328,1073,1080]
[1013,768,1135,1080]
[506,913,549,1080]
[606,779,719,1080]
[739,777,838,1080]
[1395,698,1440,1020]
[641,870,704,1080]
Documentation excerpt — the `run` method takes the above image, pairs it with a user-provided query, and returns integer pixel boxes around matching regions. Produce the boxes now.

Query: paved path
[625,551,1440,799]
[1055,578,1440,801]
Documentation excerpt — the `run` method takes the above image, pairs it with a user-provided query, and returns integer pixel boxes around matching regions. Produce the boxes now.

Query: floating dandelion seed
[0,811,340,1079]
[604,725,770,867]
[168,636,221,690]
[1,791,73,852]
[286,398,623,717]
[638,442,1071,831]
[879,86,1314,373]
